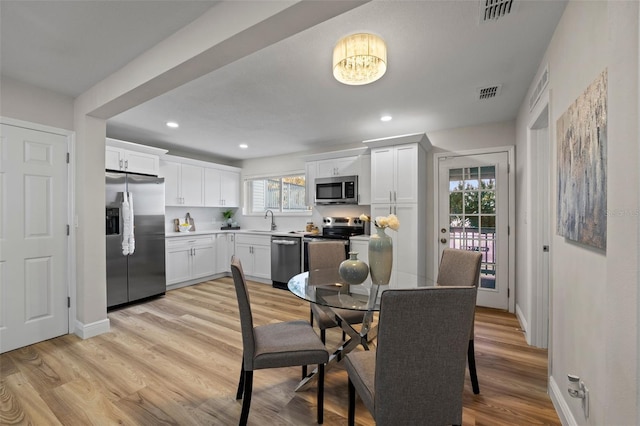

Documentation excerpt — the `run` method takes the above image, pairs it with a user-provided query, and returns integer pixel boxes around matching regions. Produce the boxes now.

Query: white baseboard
[549,375,577,426]
[515,303,531,345]
[74,318,110,339]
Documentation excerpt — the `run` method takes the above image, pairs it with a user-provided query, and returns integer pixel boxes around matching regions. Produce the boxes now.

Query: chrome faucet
[264,209,276,231]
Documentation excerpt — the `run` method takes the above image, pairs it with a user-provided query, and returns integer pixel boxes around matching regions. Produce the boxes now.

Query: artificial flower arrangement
[359,213,400,231]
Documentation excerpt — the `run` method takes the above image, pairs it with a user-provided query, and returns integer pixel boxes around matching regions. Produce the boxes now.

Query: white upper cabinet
[161,154,241,207]
[205,167,240,207]
[316,156,360,177]
[159,160,204,206]
[105,138,166,176]
[370,144,419,204]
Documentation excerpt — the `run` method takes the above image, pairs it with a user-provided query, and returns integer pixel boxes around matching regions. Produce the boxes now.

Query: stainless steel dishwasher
[271,236,302,289]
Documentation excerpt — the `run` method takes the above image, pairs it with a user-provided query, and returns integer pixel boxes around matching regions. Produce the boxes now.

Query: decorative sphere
[339,252,369,285]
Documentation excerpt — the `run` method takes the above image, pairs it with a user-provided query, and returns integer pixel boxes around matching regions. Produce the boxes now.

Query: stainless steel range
[303,216,366,271]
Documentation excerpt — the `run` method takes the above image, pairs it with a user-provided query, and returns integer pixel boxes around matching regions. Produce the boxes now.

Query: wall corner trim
[74,318,110,339]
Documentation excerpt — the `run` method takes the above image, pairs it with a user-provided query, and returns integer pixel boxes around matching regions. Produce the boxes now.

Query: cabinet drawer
[166,235,214,249]
[235,234,271,246]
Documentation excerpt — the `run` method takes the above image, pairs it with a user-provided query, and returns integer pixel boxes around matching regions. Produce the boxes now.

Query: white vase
[368,227,393,285]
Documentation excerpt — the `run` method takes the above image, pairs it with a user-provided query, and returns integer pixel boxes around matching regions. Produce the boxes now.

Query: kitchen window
[246,174,309,214]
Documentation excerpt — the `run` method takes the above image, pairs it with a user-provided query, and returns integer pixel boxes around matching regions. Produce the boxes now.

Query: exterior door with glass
[437,152,510,310]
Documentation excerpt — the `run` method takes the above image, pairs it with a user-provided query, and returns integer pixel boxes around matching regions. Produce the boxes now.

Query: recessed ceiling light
[166,121,179,128]
[380,115,392,122]
[239,144,248,149]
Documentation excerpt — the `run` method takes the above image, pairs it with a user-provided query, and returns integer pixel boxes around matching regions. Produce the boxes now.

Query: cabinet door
[192,246,216,279]
[220,170,240,207]
[370,148,395,203]
[204,168,222,207]
[105,146,123,171]
[305,161,317,205]
[316,156,359,177]
[316,159,338,178]
[215,234,229,274]
[392,203,420,288]
[251,244,271,280]
[160,161,182,205]
[234,244,254,276]
[180,164,204,206]
[166,247,192,285]
[334,156,359,176]
[358,154,371,205]
[124,150,159,175]
[394,145,418,203]
[349,239,371,289]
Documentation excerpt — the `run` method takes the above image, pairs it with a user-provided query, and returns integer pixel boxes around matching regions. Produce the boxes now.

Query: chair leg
[239,370,253,426]
[348,378,356,426]
[468,339,480,394]
[236,359,245,400]
[317,363,325,424]
[302,365,307,379]
[320,329,326,344]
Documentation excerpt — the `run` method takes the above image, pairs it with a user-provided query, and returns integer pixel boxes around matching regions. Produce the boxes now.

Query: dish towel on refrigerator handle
[121,192,136,255]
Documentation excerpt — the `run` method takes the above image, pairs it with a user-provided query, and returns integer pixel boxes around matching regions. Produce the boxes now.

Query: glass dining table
[287,269,382,391]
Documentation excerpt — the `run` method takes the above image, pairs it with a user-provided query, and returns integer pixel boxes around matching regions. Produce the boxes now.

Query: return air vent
[477,85,502,100]
[529,64,549,111]
[480,0,516,22]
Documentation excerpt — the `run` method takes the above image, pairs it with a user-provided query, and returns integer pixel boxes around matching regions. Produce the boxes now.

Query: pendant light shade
[332,33,387,85]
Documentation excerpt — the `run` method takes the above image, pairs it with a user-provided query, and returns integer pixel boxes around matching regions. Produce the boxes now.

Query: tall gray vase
[368,226,393,285]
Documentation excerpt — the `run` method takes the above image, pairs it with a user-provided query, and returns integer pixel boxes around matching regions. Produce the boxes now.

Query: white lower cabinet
[216,233,235,274]
[166,235,216,286]
[234,234,271,280]
[370,203,422,289]
[348,238,372,295]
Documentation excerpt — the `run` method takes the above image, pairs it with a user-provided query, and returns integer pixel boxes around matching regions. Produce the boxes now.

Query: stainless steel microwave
[315,175,358,205]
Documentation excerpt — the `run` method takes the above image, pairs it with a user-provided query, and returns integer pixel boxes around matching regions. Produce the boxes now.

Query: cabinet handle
[124,160,128,170]
[394,190,397,203]
[389,191,393,203]
[119,159,124,169]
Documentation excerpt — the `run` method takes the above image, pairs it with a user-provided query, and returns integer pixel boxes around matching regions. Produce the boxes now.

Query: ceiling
[1,1,567,163]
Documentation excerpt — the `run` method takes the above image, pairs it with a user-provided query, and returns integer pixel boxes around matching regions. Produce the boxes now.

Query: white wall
[515,1,639,424]
[425,121,516,285]
[0,76,74,130]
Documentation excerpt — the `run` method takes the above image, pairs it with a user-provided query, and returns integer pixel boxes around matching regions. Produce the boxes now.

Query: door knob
[440,238,447,244]
[440,228,447,233]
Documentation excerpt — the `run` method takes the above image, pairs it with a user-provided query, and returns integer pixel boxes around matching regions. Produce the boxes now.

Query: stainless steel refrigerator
[106,172,166,308]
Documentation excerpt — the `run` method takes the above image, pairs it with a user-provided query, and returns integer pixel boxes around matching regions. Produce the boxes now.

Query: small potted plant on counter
[221,209,239,229]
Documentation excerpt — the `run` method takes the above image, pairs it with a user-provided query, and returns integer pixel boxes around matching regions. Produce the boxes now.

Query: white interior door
[0,124,69,353]
[437,152,510,310]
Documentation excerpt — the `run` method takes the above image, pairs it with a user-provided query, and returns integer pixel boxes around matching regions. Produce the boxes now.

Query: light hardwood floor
[1,277,560,425]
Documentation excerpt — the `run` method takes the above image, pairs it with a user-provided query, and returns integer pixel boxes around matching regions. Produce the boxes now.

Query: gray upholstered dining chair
[230,256,329,425]
[307,241,366,344]
[345,286,477,426]
[436,247,483,394]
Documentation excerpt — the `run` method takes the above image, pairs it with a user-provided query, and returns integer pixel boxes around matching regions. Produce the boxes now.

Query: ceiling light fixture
[166,121,179,128]
[333,33,387,85]
[380,115,392,122]
[239,144,248,149]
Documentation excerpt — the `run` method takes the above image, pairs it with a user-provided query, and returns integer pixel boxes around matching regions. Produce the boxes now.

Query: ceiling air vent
[529,64,549,111]
[480,0,515,22]
[477,85,502,100]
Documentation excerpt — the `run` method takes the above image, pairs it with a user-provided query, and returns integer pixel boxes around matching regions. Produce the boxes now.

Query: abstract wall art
[556,69,607,250]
